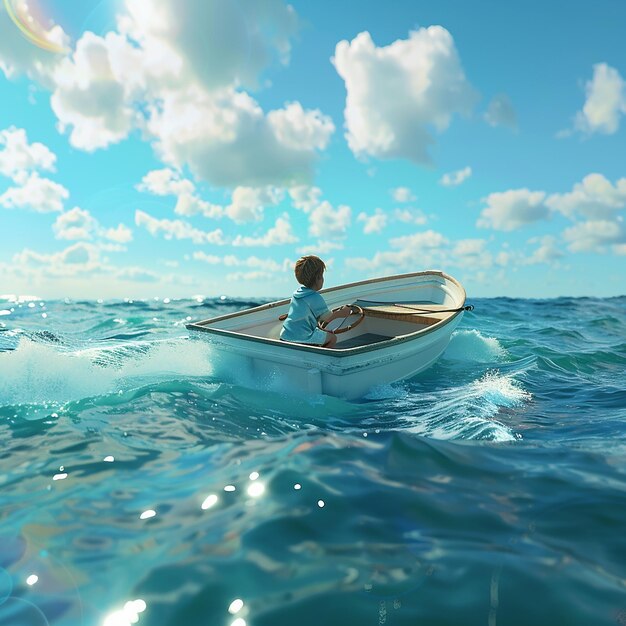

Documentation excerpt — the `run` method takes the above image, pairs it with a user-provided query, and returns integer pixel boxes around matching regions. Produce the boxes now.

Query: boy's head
[294,255,325,288]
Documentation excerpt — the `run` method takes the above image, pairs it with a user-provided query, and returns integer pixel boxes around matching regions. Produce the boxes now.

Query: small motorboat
[187,270,470,399]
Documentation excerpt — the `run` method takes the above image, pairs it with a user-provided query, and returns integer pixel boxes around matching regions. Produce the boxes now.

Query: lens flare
[4,0,69,54]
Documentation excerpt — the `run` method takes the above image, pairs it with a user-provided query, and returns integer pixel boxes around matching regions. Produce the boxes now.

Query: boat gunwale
[186,270,467,357]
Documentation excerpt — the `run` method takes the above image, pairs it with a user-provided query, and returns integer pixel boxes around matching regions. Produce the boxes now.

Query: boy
[280,255,354,348]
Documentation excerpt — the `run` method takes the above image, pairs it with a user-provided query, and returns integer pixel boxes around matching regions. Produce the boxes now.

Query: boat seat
[358,302,454,326]
[336,333,393,349]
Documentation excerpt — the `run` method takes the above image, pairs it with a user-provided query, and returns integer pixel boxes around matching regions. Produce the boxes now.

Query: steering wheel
[318,304,365,335]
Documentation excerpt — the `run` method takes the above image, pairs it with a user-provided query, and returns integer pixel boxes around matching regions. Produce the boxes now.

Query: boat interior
[187,272,466,351]
[191,301,459,350]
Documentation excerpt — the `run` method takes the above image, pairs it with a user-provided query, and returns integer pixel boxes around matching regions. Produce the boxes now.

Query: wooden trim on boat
[187,306,464,356]
[188,270,466,328]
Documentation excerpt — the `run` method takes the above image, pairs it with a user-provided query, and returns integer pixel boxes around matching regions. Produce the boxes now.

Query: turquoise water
[1,296,625,626]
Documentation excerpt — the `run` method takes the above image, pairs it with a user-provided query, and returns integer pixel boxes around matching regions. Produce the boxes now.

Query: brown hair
[294,255,325,288]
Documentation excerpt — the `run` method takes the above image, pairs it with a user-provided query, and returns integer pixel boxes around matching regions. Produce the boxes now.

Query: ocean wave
[0,337,214,406]
[444,329,507,363]
[393,372,529,442]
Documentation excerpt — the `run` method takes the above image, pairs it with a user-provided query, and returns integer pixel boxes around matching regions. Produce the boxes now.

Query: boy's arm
[318,305,356,324]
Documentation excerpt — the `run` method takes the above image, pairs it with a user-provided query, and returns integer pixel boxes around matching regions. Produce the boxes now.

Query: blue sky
[1,0,625,299]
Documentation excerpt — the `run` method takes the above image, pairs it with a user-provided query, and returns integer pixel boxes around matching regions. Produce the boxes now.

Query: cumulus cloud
[477,189,549,231]
[147,86,334,187]
[50,32,137,151]
[563,219,626,253]
[484,94,517,129]
[289,185,323,213]
[226,186,284,223]
[13,242,102,276]
[2,1,333,187]
[137,168,223,218]
[574,63,626,135]
[308,201,351,239]
[391,187,416,203]
[546,173,626,219]
[346,229,449,273]
[104,224,133,243]
[53,207,99,240]
[357,209,387,234]
[0,127,56,180]
[296,240,344,255]
[193,252,283,272]
[53,206,134,244]
[332,28,477,164]
[137,168,195,197]
[524,235,564,265]
[451,238,493,269]
[135,209,225,244]
[439,166,472,187]
[232,214,297,247]
[118,0,298,91]
[0,171,68,212]
[394,208,428,225]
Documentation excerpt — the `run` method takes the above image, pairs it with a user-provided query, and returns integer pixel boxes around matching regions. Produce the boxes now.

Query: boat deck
[336,332,393,349]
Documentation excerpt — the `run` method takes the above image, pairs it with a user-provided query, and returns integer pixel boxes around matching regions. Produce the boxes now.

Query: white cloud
[50,32,136,151]
[574,63,626,135]
[53,207,134,244]
[137,168,223,218]
[394,208,428,225]
[3,2,332,188]
[13,242,102,276]
[357,209,387,234]
[267,102,335,151]
[332,28,477,164]
[439,166,472,187]
[0,171,68,212]
[391,187,415,203]
[174,194,224,219]
[484,94,517,129]
[308,201,351,239]
[451,238,493,269]
[232,214,297,247]
[53,207,98,240]
[193,252,283,272]
[296,240,344,255]
[546,173,626,219]
[137,168,195,197]
[563,219,626,253]
[147,86,334,187]
[346,229,449,273]
[477,189,549,231]
[289,185,323,213]
[226,186,284,223]
[524,236,564,265]
[0,127,56,180]
[135,209,225,244]
[104,224,133,243]
[119,0,298,91]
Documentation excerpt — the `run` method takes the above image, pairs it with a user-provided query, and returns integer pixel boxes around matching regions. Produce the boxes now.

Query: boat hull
[187,271,467,400]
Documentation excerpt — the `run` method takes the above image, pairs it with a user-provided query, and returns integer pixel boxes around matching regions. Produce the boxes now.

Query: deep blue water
[1,296,625,626]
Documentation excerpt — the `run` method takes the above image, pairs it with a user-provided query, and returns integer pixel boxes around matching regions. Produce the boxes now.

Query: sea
[0,295,625,626]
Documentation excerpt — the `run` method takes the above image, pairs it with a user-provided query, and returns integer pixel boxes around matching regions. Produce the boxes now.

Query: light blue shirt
[280,286,330,345]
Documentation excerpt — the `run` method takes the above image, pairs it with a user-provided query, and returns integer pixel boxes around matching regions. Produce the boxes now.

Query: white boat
[187,270,470,400]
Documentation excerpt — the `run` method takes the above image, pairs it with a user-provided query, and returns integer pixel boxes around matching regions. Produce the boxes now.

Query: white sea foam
[0,337,214,406]
[399,372,529,442]
[444,329,507,363]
